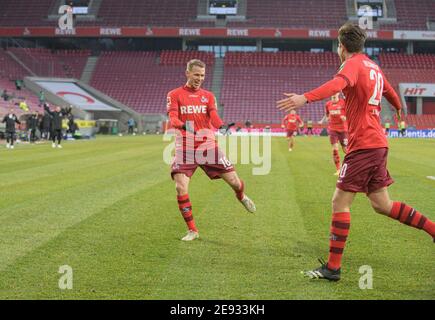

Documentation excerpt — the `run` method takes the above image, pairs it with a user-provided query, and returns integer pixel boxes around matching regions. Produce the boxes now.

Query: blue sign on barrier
[388,129,435,138]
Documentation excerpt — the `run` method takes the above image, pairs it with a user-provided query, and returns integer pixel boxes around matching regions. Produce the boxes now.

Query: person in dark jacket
[2,109,20,149]
[28,112,39,143]
[67,113,77,135]
[44,104,71,148]
[41,111,51,140]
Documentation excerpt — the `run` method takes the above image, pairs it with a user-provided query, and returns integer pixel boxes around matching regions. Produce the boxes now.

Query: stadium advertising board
[388,130,435,138]
[393,30,435,40]
[0,27,403,40]
[35,80,119,112]
[399,83,435,97]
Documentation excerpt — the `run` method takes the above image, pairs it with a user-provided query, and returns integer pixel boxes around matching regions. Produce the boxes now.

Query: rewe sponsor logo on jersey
[180,105,208,114]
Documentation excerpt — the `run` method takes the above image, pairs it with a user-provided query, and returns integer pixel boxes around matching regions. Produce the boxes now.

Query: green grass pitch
[0,135,433,299]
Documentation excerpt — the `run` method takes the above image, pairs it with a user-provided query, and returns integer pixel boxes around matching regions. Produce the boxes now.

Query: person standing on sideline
[44,104,71,148]
[384,119,390,136]
[127,118,135,135]
[2,108,20,149]
[42,110,51,140]
[28,111,39,143]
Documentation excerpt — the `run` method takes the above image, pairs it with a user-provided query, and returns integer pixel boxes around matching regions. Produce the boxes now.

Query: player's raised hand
[276,93,307,112]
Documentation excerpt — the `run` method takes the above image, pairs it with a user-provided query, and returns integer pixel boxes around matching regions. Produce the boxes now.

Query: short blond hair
[186,59,206,71]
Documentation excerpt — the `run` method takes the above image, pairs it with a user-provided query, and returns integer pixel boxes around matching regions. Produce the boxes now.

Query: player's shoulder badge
[201,96,209,103]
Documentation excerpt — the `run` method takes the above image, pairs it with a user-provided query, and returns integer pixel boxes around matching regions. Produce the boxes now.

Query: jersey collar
[183,85,200,93]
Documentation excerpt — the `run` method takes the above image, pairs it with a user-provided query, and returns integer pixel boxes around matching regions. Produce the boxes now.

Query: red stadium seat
[221,52,340,123]
[90,51,214,114]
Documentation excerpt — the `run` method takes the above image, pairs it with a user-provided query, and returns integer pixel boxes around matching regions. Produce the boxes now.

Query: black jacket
[42,112,51,130]
[28,115,39,130]
[2,114,20,132]
[44,106,71,130]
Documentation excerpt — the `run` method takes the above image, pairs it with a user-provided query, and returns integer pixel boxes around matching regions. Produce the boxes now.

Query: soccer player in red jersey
[277,23,435,281]
[281,110,304,151]
[167,59,256,241]
[319,93,348,175]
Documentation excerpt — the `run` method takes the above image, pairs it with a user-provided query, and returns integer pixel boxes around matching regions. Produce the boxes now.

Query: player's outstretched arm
[276,93,307,112]
[382,77,402,121]
[277,76,347,112]
[318,115,327,124]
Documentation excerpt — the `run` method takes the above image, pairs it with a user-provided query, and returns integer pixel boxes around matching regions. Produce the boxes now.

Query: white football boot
[57,144,63,149]
[241,195,256,213]
[181,230,199,241]
[52,142,56,148]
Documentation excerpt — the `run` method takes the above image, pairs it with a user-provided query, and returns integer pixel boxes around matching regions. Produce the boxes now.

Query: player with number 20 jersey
[276,22,435,281]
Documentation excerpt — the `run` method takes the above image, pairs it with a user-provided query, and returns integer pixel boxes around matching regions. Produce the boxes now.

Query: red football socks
[389,202,435,238]
[327,212,351,270]
[333,149,341,170]
[233,180,245,201]
[177,194,197,232]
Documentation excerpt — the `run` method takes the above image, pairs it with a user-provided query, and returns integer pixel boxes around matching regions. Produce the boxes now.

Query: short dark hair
[338,23,367,53]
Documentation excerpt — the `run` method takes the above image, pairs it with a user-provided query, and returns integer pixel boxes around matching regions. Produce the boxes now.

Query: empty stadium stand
[379,53,435,88]
[0,49,29,80]
[93,0,213,27]
[1,0,432,30]
[379,0,435,30]
[0,78,42,115]
[8,48,91,79]
[90,50,215,114]
[379,53,435,70]
[221,52,339,123]
[227,0,348,28]
[0,49,42,115]
[3,47,435,127]
[0,0,56,26]
[405,114,435,129]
